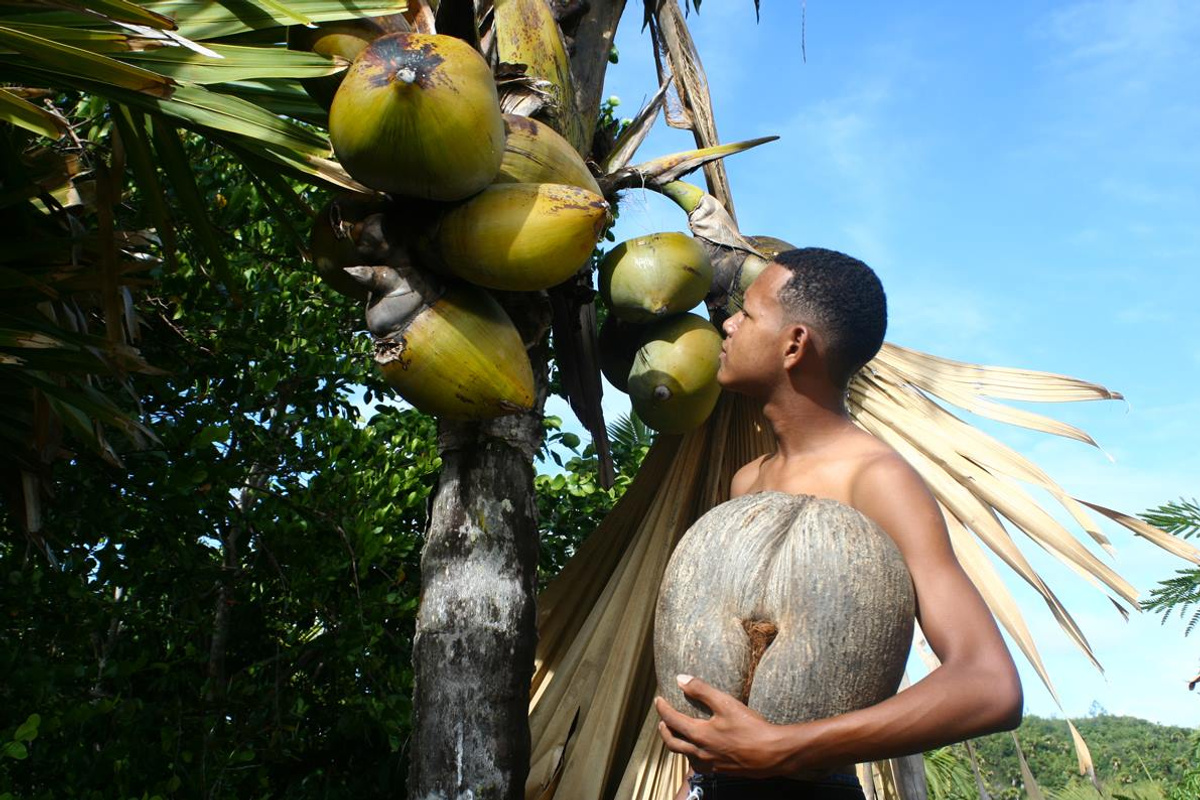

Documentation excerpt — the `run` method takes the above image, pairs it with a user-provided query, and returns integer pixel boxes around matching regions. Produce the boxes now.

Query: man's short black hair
[772,247,887,388]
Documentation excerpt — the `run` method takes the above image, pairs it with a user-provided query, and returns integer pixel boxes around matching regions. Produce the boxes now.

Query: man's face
[717,261,791,395]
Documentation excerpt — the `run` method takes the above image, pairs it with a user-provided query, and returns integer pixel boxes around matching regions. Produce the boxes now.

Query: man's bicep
[852,458,1008,661]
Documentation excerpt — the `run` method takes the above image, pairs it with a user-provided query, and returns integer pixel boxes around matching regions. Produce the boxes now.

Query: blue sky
[565,1,1200,728]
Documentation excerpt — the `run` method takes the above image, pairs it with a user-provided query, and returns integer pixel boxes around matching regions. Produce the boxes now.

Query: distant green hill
[961,713,1196,798]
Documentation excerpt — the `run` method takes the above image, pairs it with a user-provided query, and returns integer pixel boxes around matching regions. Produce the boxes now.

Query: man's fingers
[657,720,709,768]
[654,696,702,743]
[676,674,728,711]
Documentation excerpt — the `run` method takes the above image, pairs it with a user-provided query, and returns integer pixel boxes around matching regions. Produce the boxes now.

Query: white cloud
[1038,0,1199,81]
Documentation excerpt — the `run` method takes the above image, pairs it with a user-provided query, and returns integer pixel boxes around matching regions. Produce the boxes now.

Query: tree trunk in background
[407,0,629,790]
[409,299,550,799]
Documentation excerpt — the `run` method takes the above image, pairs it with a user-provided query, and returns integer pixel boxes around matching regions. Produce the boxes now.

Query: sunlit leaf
[0,87,69,139]
[0,24,175,96]
[119,42,343,83]
[56,0,177,29]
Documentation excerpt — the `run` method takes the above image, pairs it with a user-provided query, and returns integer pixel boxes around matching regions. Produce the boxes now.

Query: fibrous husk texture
[654,492,915,726]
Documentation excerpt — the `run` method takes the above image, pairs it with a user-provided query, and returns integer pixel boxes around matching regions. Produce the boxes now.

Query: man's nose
[722,315,737,336]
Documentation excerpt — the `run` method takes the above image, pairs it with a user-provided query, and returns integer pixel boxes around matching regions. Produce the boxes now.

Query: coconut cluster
[300,22,610,420]
[300,17,764,435]
[594,229,805,434]
[596,232,724,434]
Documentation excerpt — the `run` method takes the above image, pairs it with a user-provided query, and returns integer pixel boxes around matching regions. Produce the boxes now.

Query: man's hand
[655,674,796,777]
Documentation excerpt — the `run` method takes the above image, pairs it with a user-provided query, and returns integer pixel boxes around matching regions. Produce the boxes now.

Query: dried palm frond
[528,393,773,799]
[645,0,735,215]
[530,334,1197,799]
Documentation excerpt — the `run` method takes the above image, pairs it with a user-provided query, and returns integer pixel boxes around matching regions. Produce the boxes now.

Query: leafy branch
[1143,499,1200,636]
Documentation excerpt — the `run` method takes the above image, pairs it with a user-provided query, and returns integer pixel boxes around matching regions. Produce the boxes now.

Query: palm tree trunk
[409,413,543,799]
[409,300,550,799]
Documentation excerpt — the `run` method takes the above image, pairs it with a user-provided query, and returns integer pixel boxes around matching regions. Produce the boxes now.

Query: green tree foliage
[0,115,648,795]
[924,745,980,800]
[954,714,1195,800]
[535,412,651,582]
[1143,499,1200,635]
[0,134,439,797]
[1165,731,1200,800]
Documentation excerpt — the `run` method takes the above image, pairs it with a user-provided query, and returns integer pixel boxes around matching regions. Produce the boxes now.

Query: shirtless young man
[654,248,1023,799]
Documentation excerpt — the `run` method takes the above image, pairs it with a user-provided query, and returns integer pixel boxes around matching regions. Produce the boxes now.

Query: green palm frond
[607,411,652,474]
[0,0,392,536]
[1143,570,1200,634]
[923,745,979,800]
[1143,499,1200,539]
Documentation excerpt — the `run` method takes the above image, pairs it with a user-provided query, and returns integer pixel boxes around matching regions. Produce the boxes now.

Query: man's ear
[781,324,809,369]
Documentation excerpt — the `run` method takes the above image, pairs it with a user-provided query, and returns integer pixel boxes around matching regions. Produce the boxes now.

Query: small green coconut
[599,232,713,322]
[628,312,722,434]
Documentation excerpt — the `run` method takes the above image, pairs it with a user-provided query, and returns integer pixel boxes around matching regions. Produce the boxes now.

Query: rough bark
[409,413,544,799]
[570,0,628,146]
[409,298,550,800]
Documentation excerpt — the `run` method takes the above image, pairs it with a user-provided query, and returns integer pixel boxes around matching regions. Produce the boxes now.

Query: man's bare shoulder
[847,441,945,550]
[730,455,769,498]
[849,444,931,500]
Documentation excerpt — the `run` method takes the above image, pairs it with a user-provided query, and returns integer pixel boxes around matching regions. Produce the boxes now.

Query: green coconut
[627,313,722,434]
[329,32,506,200]
[724,234,799,316]
[375,280,535,420]
[495,115,601,194]
[597,314,647,393]
[599,232,713,322]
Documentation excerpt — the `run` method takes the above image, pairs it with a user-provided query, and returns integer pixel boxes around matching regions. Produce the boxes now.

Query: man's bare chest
[746,457,858,507]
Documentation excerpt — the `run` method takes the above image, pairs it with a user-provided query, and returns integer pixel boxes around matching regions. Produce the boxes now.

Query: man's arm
[655,454,1022,776]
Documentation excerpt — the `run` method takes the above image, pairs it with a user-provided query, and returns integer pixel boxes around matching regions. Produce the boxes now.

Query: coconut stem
[394,66,417,84]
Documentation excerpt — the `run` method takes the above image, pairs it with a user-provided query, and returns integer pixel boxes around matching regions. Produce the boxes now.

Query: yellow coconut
[428,182,609,291]
[627,313,722,434]
[329,32,505,200]
[599,232,713,322]
[495,115,601,194]
[287,15,410,109]
[376,281,535,420]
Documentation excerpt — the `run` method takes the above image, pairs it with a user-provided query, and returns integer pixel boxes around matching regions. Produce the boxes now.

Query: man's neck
[761,383,854,460]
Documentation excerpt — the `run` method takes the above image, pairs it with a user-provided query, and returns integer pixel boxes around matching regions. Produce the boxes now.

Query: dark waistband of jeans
[693,772,860,787]
[690,771,865,797]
